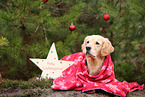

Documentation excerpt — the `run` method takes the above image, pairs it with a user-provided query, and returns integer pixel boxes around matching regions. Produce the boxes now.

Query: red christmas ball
[103,14,110,21]
[69,24,75,31]
[43,0,48,3]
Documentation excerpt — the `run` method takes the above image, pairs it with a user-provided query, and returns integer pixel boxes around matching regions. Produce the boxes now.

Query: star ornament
[30,43,74,79]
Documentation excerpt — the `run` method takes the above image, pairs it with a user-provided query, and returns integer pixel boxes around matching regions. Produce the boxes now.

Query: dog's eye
[87,41,89,43]
[96,42,99,45]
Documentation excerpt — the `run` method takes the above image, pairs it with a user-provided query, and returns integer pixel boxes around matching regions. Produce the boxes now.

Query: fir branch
[11,24,22,33]
[34,25,40,33]
[1,26,7,33]
[43,26,48,44]
[19,0,28,16]
[23,0,28,12]
[56,0,63,6]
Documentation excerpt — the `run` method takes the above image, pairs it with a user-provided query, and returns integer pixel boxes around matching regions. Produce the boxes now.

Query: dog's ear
[101,38,114,56]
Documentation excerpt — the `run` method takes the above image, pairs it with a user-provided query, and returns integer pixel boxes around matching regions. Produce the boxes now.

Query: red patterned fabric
[51,52,144,97]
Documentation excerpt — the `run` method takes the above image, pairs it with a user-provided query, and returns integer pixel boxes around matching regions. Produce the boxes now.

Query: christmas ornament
[30,43,74,79]
[43,0,48,3]
[103,14,110,21]
[69,23,75,31]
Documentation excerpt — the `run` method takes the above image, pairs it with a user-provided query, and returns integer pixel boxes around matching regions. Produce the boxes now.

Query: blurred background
[0,0,144,84]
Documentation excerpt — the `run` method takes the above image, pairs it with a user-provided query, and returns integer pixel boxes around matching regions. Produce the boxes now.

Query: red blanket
[51,52,144,97]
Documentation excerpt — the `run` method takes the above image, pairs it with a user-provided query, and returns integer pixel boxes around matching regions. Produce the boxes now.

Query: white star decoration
[30,43,74,79]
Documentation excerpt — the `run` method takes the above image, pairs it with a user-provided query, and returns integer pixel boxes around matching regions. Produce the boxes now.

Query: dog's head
[82,35,114,57]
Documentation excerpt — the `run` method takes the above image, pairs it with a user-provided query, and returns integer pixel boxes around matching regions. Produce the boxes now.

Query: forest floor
[0,78,144,97]
[0,86,145,97]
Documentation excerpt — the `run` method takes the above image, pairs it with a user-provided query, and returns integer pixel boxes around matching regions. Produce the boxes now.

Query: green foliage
[115,61,145,84]
[0,36,9,60]
[0,0,85,80]
[0,0,144,85]
[0,36,9,46]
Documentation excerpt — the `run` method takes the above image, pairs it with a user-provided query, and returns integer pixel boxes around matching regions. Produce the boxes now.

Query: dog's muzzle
[86,46,91,54]
[86,46,95,58]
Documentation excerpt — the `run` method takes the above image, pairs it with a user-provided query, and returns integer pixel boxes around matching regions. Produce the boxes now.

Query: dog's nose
[86,46,91,51]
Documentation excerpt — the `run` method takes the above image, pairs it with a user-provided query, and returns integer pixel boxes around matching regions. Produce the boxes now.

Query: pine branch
[56,0,63,6]
[43,26,48,44]
[34,25,40,33]
[11,24,22,33]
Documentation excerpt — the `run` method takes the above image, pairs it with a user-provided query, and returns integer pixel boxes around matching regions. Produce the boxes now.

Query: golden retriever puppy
[82,35,114,76]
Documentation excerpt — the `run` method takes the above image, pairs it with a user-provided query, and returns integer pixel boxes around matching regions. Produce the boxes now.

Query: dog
[82,35,114,76]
